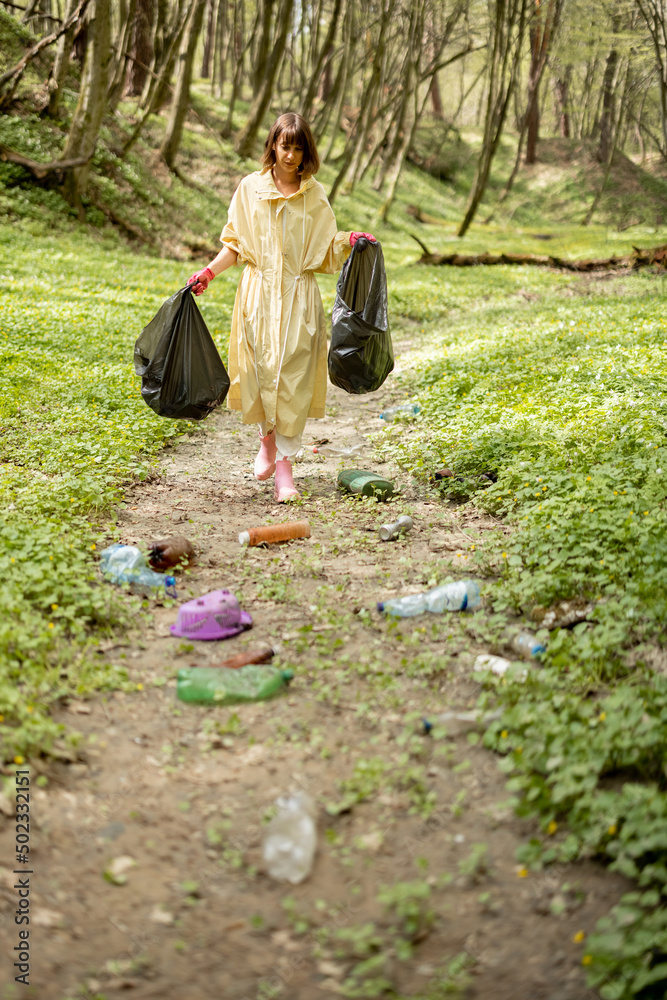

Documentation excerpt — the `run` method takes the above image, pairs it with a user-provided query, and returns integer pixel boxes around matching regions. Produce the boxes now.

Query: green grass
[0,226,236,757]
[374,252,667,998]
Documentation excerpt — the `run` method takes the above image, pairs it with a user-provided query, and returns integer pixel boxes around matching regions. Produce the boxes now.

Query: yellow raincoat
[220,168,351,437]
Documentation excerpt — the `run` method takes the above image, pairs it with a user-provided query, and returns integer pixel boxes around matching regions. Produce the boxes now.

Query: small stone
[149,905,174,925]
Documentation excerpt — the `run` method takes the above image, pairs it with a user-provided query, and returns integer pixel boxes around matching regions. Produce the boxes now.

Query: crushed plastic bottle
[338,469,395,500]
[176,665,293,705]
[308,442,364,457]
[380,403,420,421]
[422,708,503,734]
[262,791,317,884]
[377,579,480,617]
[149,535,195,570]
[474,654,528,681]
[510,632,546,660]
[100,543,176,597]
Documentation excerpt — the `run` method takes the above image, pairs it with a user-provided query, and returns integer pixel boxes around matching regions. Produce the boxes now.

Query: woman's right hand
[188,266,214,295]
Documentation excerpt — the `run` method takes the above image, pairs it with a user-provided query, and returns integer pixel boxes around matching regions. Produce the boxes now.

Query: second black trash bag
[328,238,393,394]
[134,285,230,420]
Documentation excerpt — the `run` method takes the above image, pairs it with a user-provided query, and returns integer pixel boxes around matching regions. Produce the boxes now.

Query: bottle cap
[281,669,295,683]
[166,576,176,586]
[238,531,250,546]
[376,601,384,612]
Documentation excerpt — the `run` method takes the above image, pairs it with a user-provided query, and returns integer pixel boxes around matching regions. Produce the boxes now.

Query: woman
[188,112,375,502]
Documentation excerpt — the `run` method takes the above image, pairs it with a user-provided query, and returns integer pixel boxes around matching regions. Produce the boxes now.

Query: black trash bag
[134,285,230,420]
[328,238,393,394]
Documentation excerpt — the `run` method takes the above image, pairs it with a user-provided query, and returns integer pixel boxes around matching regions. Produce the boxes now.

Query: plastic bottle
[149,536,195,570]
[100,543,176,597]
[176,664,294,704]
[262,791,317,884]
[309,443,364,457]
[380,403,420,421]
[474,655,528,681]
[510,632,546,660]
[377,579,481,617]
[379,515,413,541]
[239,521,311,546]
[337,469,395,500]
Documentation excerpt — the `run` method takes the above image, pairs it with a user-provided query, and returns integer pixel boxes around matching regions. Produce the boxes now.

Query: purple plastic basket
[170,589,252,641]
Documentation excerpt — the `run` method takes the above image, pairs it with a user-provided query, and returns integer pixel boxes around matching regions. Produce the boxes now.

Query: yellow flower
[573,931,585,944]
[501,730,508,739]
[51,604,58,610]
[582,955,593,966]
[26,706,33,713]
[608,824,617,835]
[502,552,507,559]
[547,820,558,835]
[137,683,144,691]
[90,543,96,550]
[586,476,592,481]
[599,712,606,721]
[517,867,528,878]
[14,755,24,765]
[47,622,54,629]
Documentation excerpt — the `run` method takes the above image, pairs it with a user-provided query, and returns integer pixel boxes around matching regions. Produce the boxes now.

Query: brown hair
[261,113,320,177]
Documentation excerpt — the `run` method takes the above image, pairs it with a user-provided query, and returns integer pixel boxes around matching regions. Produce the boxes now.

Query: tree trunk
[60,0,112,208]
[300,0,343,120]
[554,68,570,137]
[125,0,154,95]
[201,0,214,76]
[429,73,444,119]
[140,0,169,106]
[159,0,207,169]
[596,17,620,163]
[211,0,226,97]
[524,0,563,164]
[458,0,528,238]
[251,0,276,96]
[234,0,294,159]
[47,0,79,116]
[107,0,137,110]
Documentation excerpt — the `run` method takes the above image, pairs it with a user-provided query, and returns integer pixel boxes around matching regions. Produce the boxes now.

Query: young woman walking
[188,112,375,502]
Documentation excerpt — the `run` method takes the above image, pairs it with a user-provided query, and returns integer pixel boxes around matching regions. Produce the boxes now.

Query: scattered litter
[239,521,311,546]
[338,469,395,501]
[379,515,413,541]
[209,644,277,670]
[531,599,597,629]
[105,856,136,885]
[308,442,364,457]
[176,665,293,705]
[149,905,174,925]
[474,654,528,681]
[380,402,420,421]
[378,580,481,617]
[509,632,546,660]
[148,535,195,571]
[100,544,176,598]
[262,791,317,884]
[67,700,92,715]
[170,590,252,641]
[432,467,454,481]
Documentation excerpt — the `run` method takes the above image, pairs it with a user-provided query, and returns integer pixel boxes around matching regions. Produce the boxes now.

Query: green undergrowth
[0,226,236,758]
[377,251,667,997]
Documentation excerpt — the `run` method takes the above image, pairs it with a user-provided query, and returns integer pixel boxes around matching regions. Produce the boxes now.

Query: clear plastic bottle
[310,442,364,457]
[510,632,546,660]
[474,654,528,681]
[100,543,176,597]
[380,403,420,421]
[377,579,480,617]
[262,791,317,884]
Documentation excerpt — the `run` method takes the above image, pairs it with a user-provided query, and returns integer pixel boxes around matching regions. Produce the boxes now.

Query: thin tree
[458,0,529,237]
[159,0,207,169]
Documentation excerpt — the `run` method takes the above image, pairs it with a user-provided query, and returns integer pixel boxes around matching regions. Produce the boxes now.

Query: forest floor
[0,330,626,1000]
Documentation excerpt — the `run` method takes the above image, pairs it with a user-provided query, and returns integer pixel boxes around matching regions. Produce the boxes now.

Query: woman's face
[273,135,304,175]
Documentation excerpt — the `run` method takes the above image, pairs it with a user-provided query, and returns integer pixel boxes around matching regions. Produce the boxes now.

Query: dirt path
[1,354,624,1000]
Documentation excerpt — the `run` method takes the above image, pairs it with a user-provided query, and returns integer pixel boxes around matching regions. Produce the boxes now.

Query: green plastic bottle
[337,469,395,501]
[176,665,294,705]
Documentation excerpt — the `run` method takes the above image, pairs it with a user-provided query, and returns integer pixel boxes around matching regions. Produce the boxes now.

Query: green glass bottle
[176,665,294,705]
[337,469,395,501]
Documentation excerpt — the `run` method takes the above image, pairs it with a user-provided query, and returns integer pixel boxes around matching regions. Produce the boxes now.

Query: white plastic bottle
[262,792,317,884]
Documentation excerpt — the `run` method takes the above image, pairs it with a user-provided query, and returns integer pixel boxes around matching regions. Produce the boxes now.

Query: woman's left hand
[350,232,377,247]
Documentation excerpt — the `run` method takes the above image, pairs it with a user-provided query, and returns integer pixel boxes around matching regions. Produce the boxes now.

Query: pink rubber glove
[350,232,377,247]
[188,266,214,296]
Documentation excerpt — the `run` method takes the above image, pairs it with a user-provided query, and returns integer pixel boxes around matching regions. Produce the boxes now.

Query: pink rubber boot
[254,429,277,481]
[274,459,299,503]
